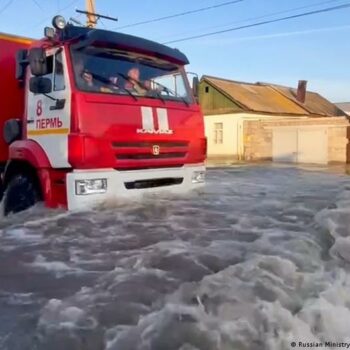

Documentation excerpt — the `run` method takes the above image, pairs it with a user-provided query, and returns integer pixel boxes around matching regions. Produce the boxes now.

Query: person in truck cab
[124,67,171,97]
[107,67,151,95]
[73,55,102,92]
[124,67,150,95]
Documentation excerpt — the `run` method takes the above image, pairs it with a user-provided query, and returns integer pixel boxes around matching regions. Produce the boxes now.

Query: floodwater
[1,164,350,350]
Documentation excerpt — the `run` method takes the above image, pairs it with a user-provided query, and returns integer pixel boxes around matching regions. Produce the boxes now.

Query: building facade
[199,76,349,165]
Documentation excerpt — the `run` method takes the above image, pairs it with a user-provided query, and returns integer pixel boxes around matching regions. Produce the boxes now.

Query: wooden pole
[86,0,97,28]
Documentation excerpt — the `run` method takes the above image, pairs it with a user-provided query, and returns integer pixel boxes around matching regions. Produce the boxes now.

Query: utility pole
[86,0,97,28]
[75,1,117,27]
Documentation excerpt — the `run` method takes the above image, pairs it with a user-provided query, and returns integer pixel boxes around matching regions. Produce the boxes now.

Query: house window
[205,86,210,93]
[214,122,223,144]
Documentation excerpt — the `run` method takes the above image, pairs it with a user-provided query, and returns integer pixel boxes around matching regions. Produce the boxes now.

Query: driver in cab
[104,67,152,96]
[74,57,154,96]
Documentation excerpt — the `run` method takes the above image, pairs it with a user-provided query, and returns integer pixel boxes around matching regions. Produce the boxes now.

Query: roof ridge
[203,77,250,111]
[257,81,321,95]
[267,85,313,115]
[202,75,258,86]
[201,74,344,117]
[203,75,308,115]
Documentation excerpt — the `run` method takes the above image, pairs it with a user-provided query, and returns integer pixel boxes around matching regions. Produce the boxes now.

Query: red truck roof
[0,33,32,163]
[67,26,189,65]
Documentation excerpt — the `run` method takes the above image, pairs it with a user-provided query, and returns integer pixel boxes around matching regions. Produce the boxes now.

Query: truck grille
[124,177,183,190]
[112,141,188,148]
[116,153,186,160]
[112,141,188,161]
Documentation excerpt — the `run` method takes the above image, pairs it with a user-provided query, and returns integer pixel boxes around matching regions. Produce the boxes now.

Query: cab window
[39,52,65,92]
[54,52,65,91]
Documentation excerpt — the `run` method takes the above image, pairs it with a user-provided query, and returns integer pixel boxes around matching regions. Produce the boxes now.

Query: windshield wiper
[114,72,167,104]
[151,81,190,107]
[146,86,166,105]
[113,72,171,105]
[90,72,138,101]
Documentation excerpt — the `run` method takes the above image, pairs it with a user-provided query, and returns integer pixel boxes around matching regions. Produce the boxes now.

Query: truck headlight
[75,179,107,195]
[52,15,67,30]
[192,171,205,183]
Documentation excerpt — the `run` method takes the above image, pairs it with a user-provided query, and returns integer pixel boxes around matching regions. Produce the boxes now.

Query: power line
[60,0,78,12]
[157,0,342,42]
[31,0,44,12]
[0,0,14,15]
[113,0,244,30]
[164,3,350,44]
[29,0,79,30]
[211,25,350,44]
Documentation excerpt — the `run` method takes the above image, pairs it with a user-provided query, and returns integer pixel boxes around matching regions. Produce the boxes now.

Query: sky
[0,0,349,102]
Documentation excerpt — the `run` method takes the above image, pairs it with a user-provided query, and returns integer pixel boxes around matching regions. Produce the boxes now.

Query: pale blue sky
[0,0,349,102]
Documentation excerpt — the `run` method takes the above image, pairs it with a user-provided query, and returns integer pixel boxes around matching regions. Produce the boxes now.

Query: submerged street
[1,164,350,350]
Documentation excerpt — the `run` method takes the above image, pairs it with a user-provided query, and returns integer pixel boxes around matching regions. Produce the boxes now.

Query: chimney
[296,80,307,103]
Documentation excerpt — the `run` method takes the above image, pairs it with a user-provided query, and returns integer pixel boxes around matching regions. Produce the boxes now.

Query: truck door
[26,48,71,168]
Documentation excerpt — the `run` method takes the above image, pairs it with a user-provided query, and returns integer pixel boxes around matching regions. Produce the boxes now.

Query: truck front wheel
[3,174,41,216]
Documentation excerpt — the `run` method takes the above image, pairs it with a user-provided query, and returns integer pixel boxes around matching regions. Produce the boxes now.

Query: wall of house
[204,113,299,163]
[199,81,242,115]
[243,117,349,163]
[204,114,238,163]
[329,124,349,162]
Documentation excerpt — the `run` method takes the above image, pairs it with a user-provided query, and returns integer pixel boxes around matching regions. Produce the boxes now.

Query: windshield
[70,47,192,103]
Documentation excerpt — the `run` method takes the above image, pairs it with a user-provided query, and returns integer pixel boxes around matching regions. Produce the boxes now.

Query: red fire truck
[0,16,206,215]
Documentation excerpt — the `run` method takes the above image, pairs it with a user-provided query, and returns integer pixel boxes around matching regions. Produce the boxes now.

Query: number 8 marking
[36,100,43,116]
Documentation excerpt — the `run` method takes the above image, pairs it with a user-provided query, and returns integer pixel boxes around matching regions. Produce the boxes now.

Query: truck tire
[2,174,41,216]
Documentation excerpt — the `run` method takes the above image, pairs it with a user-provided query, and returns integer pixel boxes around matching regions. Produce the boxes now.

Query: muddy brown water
[1,164,350,350]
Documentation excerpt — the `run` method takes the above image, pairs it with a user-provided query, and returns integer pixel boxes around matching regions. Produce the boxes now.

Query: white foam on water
[330,237,350,263]
[38,298,97,330]
[316,188,350,267]
[104,248,350,349]
[147,240,193,256]
[2,166,350,350]
[4,228,42,242]
[68,247,108,267]
[22,210,74,227]
[0,227,43,252]
[29,255,72,272]
[27,254,83,278]
[0,291,35,306]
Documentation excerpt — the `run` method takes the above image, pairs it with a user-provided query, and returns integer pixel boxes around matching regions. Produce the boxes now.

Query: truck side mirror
[29,77,52,94]
[192,76,199,99]
[3,119,22,145]
[28,48,49,76]
[16,49,28,82]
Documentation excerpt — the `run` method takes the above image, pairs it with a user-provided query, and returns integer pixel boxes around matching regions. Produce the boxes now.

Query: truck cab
[1,16,206,214]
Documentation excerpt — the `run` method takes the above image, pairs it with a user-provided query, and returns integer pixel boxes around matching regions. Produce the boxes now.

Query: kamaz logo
[137,129,173,135]
[137,107,173,135]
[152,145,160,155]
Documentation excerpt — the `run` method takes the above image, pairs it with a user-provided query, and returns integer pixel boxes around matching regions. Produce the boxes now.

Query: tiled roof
[262,83,346,117]
[335,102,350,113]
[202,75,346,117]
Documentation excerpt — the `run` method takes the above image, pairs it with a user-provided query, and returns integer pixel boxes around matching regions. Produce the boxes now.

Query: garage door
[273,128,328,164]
[298,129,328,164]
[273,129,298,163]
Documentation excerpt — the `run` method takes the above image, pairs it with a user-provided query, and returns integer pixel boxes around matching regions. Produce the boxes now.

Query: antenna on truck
[75,9,118,27]
[44,0,119,40]
[69,17,84,26]
[74,1,118,28]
